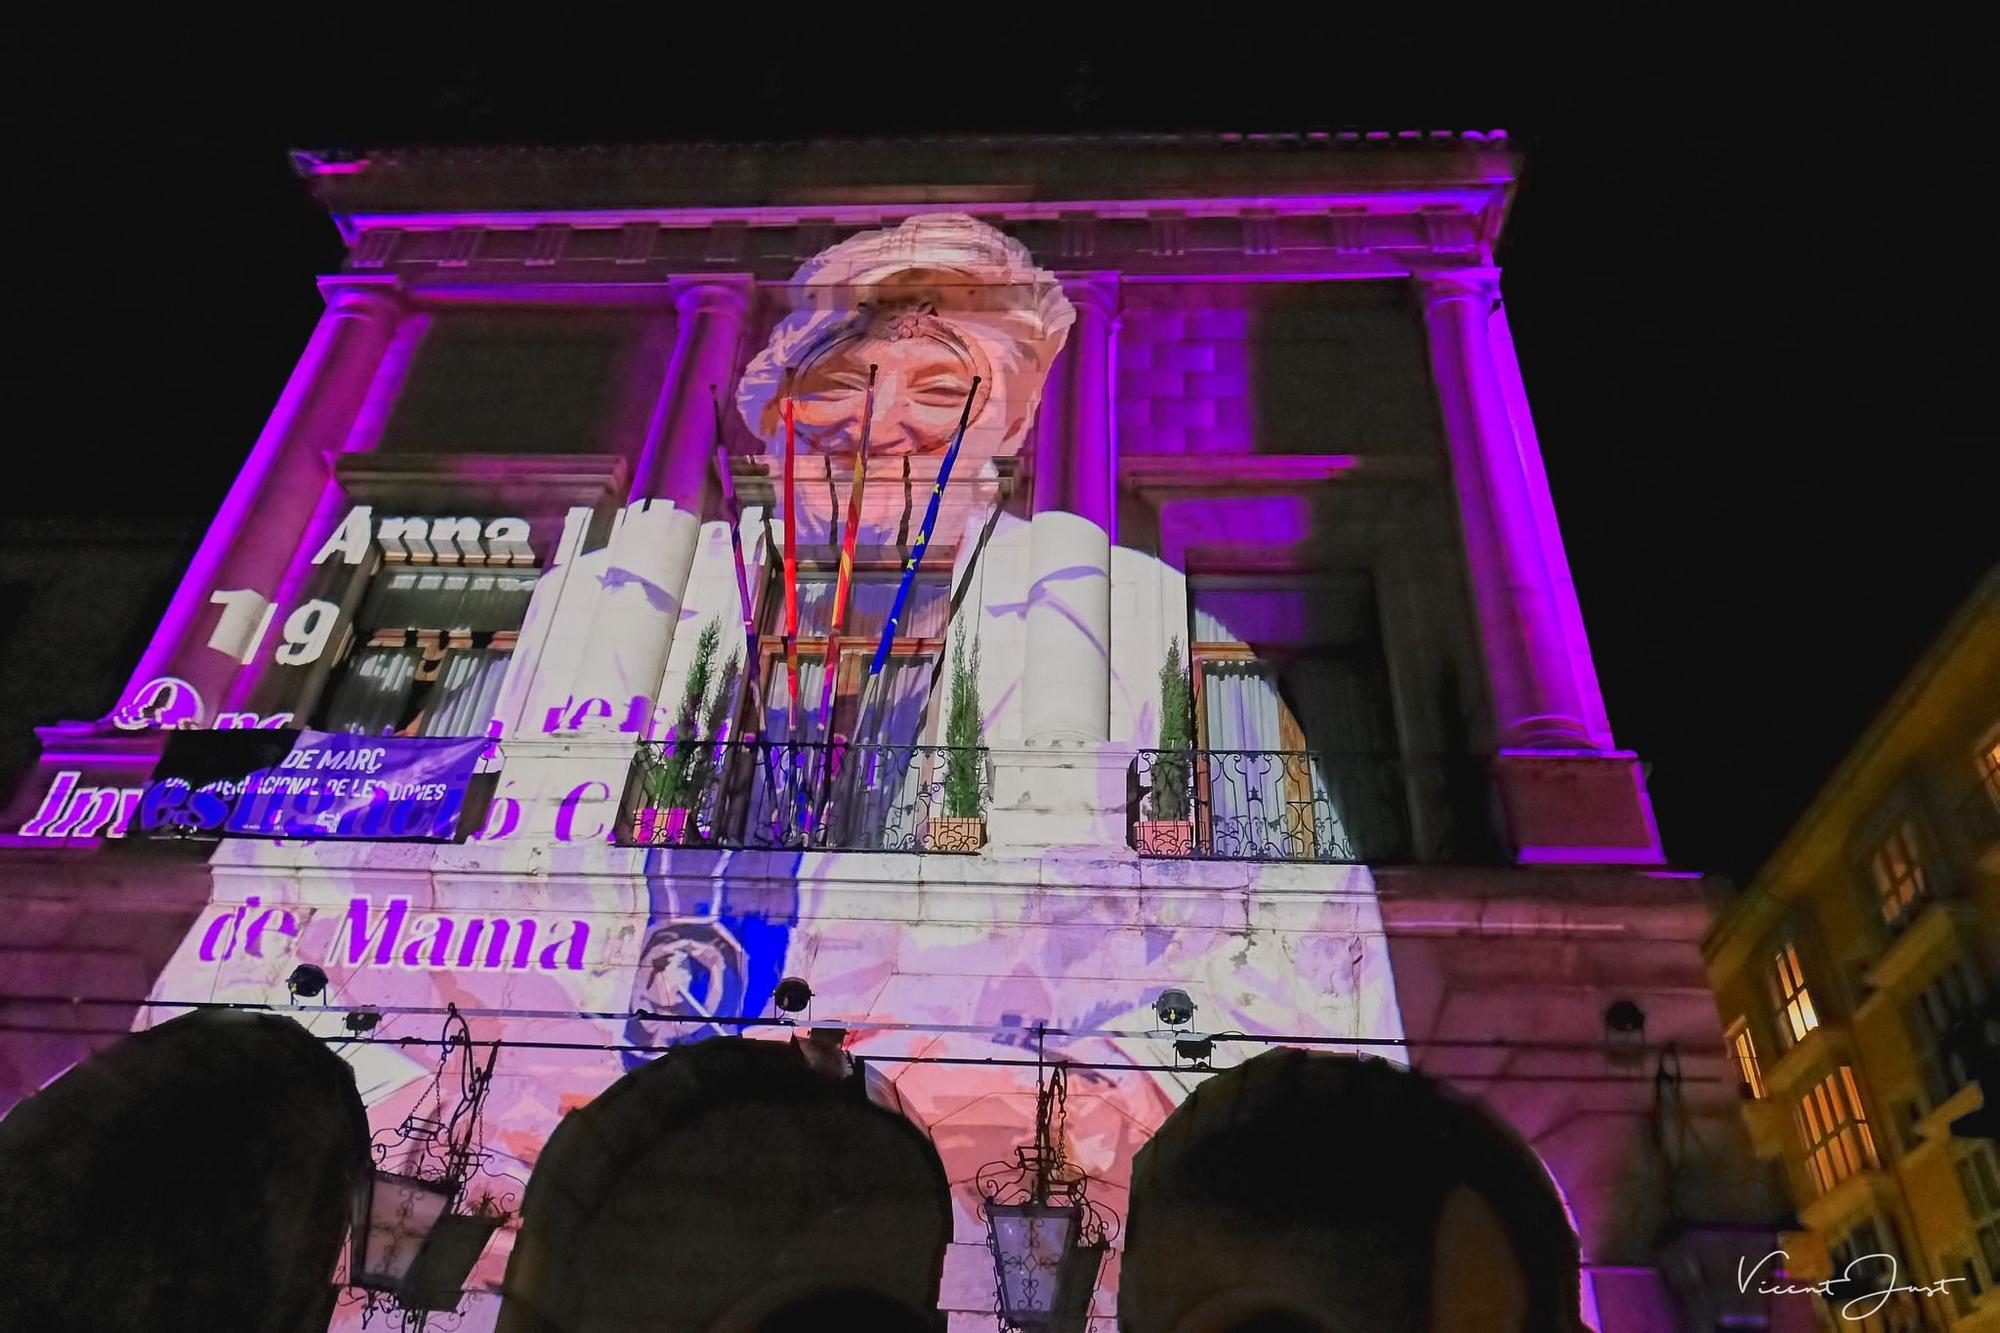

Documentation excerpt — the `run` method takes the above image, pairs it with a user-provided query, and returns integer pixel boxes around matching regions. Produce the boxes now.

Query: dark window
[377,315,626,455]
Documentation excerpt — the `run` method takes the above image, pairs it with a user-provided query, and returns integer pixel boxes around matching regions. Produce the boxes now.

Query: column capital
[1056,271,1122,318]
[316,276,405,322]
[1412,265,1502,307]
[667,274,754,320]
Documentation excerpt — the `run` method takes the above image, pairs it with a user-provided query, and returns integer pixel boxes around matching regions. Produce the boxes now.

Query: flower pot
[1135,819,1194,856]
[922,815,986,853]
[635,806,692,846]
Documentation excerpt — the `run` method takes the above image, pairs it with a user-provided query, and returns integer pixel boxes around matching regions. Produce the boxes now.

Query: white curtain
[422,649,510,738]
[1200,662,1347,859]
[323,648,421,735]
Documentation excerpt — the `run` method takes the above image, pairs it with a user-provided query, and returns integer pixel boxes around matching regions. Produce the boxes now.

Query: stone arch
[498,1036,952,1333]
[0,1008,370,1333]
[1121,1049,1583,1333]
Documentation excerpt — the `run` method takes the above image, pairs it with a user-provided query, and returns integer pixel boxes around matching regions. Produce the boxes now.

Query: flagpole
[777,392,804,842]
[806,364,877,840]
[710,387,780,835]
[847,378,981,760]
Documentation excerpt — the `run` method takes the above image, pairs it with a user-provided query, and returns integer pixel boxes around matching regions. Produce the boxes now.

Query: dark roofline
[294,131,1517,220]
[296,128,1510,170]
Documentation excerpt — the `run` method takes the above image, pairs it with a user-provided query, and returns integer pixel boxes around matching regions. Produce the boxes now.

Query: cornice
[333,203,1496,286]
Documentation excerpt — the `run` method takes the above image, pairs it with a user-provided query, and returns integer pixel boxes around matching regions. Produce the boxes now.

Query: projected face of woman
[787,306,991,456]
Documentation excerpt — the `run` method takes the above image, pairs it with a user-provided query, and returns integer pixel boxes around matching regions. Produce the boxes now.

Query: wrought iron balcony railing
[1130,748,1416,863]
[617,739,992,854]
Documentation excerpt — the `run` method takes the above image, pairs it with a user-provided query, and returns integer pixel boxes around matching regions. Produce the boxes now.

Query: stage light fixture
[1153,988,1196,1029]
[774,976,814,1014]
[287,964,329,999]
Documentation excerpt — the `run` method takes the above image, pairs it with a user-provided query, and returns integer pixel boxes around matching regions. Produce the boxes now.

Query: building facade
[0,134,1800,1331]
[1706,568,2000,1331]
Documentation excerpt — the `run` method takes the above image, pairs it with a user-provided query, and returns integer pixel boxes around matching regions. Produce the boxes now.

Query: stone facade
[0,133,1802,1331]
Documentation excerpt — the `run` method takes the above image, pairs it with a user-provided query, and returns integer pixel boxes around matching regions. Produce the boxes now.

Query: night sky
[4,25,1993,882]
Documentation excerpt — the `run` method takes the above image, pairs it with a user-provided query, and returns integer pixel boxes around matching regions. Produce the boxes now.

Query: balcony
[1129,749,1415,863]
[616,740,992,853]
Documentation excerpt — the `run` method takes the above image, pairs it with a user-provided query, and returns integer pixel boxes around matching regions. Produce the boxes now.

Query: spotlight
[287,964,329,999]
[344,1009,381,1034]
[774,976,814,1015]
[1604,999,1647,1071]
[1173,1035,1215,1066]
[1154,988,1196,1029]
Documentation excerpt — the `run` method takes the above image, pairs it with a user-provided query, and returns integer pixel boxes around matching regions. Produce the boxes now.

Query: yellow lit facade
[1706,567,2000,1330]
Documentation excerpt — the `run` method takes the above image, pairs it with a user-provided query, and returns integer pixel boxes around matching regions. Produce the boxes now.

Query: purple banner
[225,731,488,840]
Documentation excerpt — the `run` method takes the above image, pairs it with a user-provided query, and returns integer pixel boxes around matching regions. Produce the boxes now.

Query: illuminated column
[1419,268,1596,751]
[1023,275,1117,745]
[633,277,751,509]
[119,279,403,721]
[566,500,702,732]
[563,278,748,732]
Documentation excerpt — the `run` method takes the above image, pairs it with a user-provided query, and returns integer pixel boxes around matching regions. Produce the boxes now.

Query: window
[1945,1249,1983,1318]
[1907,958,1983,1117]
[1797,1066,1878,1194]
[317,567,536,738]
[1869,817,1931,930]
[1770,941,1821,1046]
[755,568,950,746]
[740,567,953,847]
[1187,575,1400,858]
[1727,1019,1766,1099]
[1980,727,2000,808]
[1958,1143,2000,1292]
[1825,1218,1907,1331]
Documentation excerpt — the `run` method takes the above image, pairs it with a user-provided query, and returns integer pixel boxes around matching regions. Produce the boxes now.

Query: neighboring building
[0,518,201,795]
[0,133,1803,1331]
[1705,568,2000,1331]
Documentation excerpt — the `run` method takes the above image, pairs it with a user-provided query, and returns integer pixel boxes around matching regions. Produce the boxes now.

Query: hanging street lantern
[344,1005,512,1320]
[978,1051,1116,1333]
[348,1170,506,1311]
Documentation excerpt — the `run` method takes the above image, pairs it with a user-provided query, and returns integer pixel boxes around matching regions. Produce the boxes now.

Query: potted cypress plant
[1138,636,1195,855]
[927,619,987,851]
[634,620,737,845]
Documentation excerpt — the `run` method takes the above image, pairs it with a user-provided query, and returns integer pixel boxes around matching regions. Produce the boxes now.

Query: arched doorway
[498,1036,951,1333]
[0,1008,370,1333]
[1121,1049,1583,1333]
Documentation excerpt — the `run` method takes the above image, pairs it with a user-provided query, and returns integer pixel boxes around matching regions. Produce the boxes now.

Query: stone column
[568,277,748,733]
[1022,275,1117,745]
[1419,268,1595,751]
[566,500,703,732]
[118,279,403,721]
[1420,268,1664,865]
[495,278,751,847]
[633,277,751,508]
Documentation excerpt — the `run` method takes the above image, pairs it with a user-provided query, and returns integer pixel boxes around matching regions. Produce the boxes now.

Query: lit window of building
[1906,958,1983,1117]
[1770,941,1820,1046]
[1980,727,2000,807]
[318,567,537,737]
[1869,818,1930,930]
[1726,1018,1766,1099]
[1797,1066,1878,1195]
[1957,1143,2000,1292]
